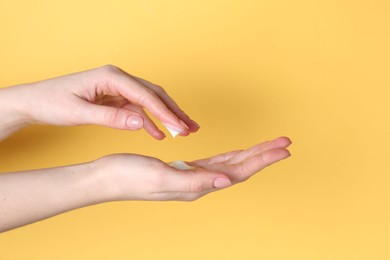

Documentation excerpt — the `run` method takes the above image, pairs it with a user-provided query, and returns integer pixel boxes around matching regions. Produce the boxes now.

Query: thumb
[82,103,144,130]
[163,169,232,193]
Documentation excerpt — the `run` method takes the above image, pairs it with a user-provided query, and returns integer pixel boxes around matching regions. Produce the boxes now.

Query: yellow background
[0,0,389,259]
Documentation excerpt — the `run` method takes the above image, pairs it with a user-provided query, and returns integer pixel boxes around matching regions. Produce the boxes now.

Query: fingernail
[126,115,143,129]
[213,178,232,189]
[179,120,189,130]
[191,119,200,129]
[158,131,166,139]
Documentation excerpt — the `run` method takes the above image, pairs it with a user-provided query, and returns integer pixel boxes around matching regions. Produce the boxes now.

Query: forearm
[0,161,109,232]
[0,85,32,141]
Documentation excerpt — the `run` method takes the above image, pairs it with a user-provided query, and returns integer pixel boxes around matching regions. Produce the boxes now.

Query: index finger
[131,75,200,133]
[111,70,190,135]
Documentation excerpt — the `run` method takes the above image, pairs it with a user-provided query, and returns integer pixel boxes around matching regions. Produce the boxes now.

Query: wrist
[0,85,34,140]
[88,158,119,203]
[44,160,115,209]
[68,160,115,206]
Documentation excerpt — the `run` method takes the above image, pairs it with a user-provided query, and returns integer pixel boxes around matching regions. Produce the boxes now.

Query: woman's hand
[2,65,199,140]
[94,136,292,201]
[191,136,292,184]
[0,137,291,232]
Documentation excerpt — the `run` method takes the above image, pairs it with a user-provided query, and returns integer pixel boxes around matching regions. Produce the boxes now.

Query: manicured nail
[213,178,232,189]
[159,131,166,139]
[191,119,200,129]
[179,120,189,130]
[126,115,143,129]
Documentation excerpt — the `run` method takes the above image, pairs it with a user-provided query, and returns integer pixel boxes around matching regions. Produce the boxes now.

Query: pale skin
[0,65,291,232]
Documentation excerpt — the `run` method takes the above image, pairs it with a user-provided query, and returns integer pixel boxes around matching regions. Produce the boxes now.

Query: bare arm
[0,86,31,141]
[0,65,200,141]
[0,162,101,232]
[0,137,291,233]
[0,66,291,232]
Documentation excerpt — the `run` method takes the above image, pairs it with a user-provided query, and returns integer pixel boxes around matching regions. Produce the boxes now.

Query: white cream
[169,160,195,170]
[163,123,181,138]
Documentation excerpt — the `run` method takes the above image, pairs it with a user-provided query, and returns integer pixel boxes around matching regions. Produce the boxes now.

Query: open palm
[190,136,291,184]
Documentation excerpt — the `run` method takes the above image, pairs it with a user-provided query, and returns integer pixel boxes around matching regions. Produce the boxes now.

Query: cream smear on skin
[169,160,195,170]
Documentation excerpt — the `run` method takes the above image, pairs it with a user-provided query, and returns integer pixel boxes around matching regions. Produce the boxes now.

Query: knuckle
[137,88,158,105]
[154,85,167,95]
[152,108,164,121]
[104,109,123,128]
[189,177,205,193]
[102,64,119,71]
[237,164,249,182]
[145,87,158,98]
[100,64,121,75]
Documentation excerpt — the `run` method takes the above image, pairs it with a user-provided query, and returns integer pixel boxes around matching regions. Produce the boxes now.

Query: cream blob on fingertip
[163,123,182,138]
[169,160,195,170]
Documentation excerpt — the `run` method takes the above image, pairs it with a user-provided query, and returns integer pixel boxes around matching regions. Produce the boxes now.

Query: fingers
[202,147,291,182]
[192,136,291,167]
[191,150,243,167]
[226,136,291,165]
[79,99,167,139]
[89,93,166,139]
[232,147,291,181]
[130,75,200,133]
[121,103,166,140]
[105,66,191,136]
[158,168,232,194]
[190,137,292,183]
[79,100,144,130]
[160,138,291,199]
